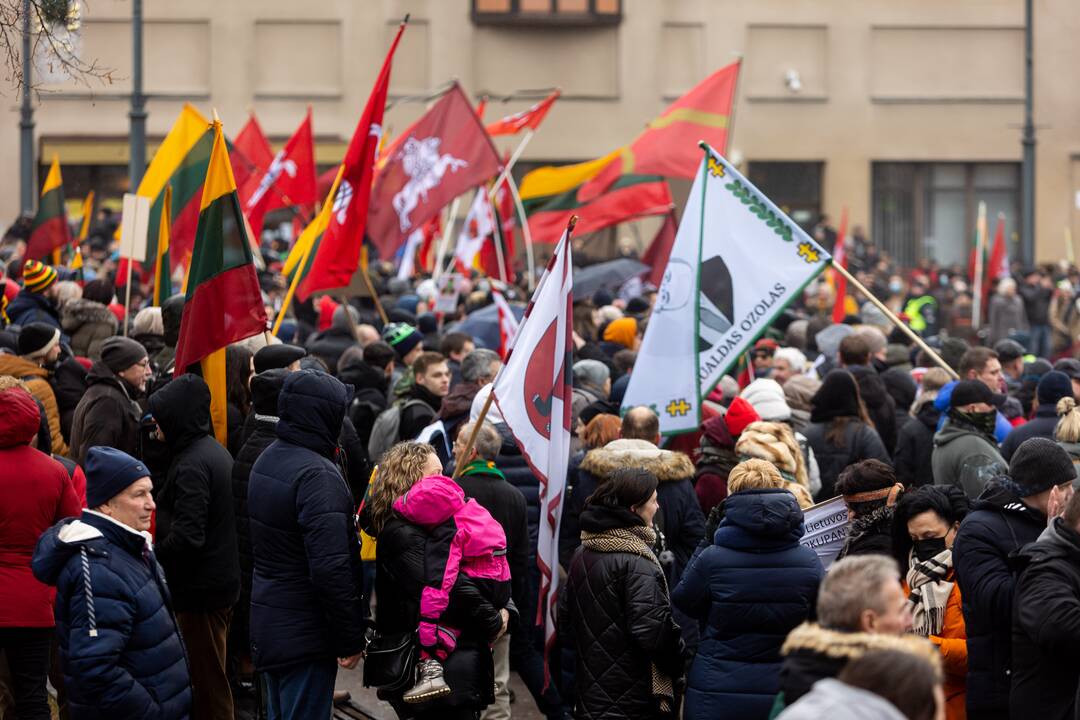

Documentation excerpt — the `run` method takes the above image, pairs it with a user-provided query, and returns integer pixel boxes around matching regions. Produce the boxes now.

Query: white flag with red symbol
[491,283,520,359]
[490,220,574,685]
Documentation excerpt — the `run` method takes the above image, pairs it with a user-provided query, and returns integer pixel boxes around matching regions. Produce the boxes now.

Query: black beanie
[810,369,861,423]
[1008,437,1077,498]
[100,336,147,374]
[17,322,60,359]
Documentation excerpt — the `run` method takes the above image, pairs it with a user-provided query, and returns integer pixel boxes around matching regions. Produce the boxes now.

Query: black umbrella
[444,302,526,350]
[572,258,649,299]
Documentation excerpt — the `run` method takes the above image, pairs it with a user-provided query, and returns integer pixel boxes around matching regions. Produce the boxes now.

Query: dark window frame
[872,161,1020,267]
[471,0,622,27]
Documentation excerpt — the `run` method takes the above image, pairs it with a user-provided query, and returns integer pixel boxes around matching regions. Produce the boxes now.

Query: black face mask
[913,536,948,562]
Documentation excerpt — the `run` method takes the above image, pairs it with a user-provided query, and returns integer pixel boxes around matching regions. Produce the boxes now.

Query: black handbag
[362,630,418,692]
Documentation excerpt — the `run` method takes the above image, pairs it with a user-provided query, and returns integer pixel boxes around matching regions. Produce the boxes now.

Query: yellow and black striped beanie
[22,259,58,293]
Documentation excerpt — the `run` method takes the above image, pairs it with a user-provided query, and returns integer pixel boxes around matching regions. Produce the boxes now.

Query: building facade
[7,0,1080,265]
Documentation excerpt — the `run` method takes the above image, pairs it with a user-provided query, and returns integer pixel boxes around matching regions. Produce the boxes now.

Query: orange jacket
[906,573,967,720]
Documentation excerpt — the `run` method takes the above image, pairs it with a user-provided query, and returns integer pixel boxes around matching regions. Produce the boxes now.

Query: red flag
[490,220,575,687]
[485,90,560,137]
[479,184,516,281]
[244,109,317,240]
[299,19,408,301]
[233,113,274,206]
[985,213,1009,305]
[831,208,849,324]
[367,83,502,260]
[640,210,677,287]
[578,61,740,200]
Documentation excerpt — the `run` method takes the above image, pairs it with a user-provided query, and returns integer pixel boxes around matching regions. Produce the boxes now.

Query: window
[872,162,1019,267]
[472,0,621,27]
[747,161,823,232]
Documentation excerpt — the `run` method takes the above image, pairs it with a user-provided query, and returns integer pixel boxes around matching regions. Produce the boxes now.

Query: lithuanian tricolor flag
[519,150,672,241]
[173,120,268,445]
[27,156,72,260]
[123,104,215,273]
[153,186,173,306]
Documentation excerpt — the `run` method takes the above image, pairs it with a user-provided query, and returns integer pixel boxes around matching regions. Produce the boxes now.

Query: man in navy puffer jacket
[33,446,192,720]
[672,461,823,720]
[248,370,366,720]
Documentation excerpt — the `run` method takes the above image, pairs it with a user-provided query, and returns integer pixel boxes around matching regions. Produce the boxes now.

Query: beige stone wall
[6,0,1080,262]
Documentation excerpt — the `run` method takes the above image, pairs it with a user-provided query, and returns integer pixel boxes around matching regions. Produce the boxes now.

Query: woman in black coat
[362,441,507,719]
[559,467,686,719]
[803,369,890,500]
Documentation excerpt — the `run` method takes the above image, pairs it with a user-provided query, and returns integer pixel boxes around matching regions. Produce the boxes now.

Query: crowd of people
[4,217,1080,720]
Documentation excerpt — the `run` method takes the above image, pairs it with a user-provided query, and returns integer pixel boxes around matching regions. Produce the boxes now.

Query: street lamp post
[1021,0,1036,265]
[20,0,34,215]
[128,0,146,191]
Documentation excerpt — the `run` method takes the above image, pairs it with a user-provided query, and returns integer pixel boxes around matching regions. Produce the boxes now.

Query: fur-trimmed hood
[781,622,941,671]
[581,438,694,482]
[60,298,117,333]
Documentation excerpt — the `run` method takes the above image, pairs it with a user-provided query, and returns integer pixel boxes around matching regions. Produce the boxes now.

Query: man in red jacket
[0,381,80,718]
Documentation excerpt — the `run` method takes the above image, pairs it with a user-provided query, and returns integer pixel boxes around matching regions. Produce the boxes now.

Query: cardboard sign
[119,193,150,262]
[799,495,850,570]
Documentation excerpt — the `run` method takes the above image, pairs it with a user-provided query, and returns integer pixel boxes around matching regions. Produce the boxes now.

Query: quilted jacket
[672,489,822,720]
[32,511,192,719]
[558,503,686,719]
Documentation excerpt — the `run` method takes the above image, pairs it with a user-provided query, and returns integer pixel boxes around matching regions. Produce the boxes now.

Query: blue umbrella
[444,302,526,350]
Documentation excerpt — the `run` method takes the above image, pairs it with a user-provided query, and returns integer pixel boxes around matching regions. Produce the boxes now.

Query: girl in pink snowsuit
[393,474,511,687]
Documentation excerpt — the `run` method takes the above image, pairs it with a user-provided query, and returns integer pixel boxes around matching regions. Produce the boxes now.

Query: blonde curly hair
[366,441,438,535]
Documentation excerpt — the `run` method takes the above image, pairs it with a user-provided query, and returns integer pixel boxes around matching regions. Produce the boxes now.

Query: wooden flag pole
[122,258,134,337]
[831,261,958,380]
[359,247,389,326]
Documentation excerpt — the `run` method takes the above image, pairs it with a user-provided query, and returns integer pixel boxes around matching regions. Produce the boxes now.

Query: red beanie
[724,396,760,437]
[316,295,339,332]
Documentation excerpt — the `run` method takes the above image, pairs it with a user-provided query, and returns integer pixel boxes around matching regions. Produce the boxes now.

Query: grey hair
[817,555,901,631]
[461,348,501,384]
[459,420,502,461]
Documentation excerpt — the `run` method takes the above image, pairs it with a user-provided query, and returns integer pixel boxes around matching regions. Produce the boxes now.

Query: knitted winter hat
[602,317,638,349]
[100,336,147,374]
[85,446,150,508]
[810,369,861,422]
[740,378,792,422]
[17,322,60,359]
[1008,437,1077,498]
[382,322,422,361]
[22,259,57,293]
[1037,370,1073,406]
[723,396,760,437]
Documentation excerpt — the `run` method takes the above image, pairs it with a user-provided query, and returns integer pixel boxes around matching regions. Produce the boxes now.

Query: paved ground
[336,662,546,720]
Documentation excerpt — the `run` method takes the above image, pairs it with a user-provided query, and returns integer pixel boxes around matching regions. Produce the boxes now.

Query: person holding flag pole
[452,215,576,693]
